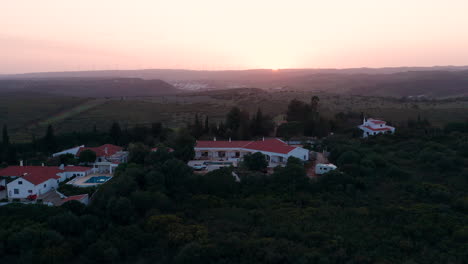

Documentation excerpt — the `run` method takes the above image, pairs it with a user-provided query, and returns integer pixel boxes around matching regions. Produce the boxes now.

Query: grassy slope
[3,90,468,142]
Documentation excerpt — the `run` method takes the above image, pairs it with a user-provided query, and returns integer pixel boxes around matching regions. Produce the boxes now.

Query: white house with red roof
[194,138,309,167]
[358,118,395,138]
[54,144,128,174]
[0,165,93,200]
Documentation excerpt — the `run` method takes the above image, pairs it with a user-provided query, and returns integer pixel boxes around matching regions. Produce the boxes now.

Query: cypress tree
[110,122,122,145]
[2,125,9,147]
[44,125,56,153]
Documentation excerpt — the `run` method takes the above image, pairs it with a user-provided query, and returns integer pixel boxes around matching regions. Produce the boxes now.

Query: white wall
[7,178,59,199]
[287,147,309,161]
[52,145,84,157]
[7,178,35,199]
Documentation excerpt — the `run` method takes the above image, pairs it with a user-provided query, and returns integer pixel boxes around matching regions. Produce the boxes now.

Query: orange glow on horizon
[2,0,468,74]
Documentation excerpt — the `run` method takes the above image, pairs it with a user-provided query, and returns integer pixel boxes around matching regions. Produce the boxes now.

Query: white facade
[7,177,59,199]
[315,163,337,175]
[358,118,395,138]
[52,145,84,157]
[194,139,310,168]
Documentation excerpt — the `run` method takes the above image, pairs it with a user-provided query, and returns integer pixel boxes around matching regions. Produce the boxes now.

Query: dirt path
[307,152,329,179]
[33,99,106,127]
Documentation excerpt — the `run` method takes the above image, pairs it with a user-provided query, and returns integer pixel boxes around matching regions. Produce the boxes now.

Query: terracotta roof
[61,194,88,203]
[63,166,92,172]
[369,120,386,124]
[362,126,392,131]
[0,166,61,185]
[196,140,252,148]
[196,138,297,154]
[245,139,296,154]
[77,144,123,157]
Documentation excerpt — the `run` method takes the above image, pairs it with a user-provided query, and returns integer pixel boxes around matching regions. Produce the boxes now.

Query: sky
[1,0,468,74]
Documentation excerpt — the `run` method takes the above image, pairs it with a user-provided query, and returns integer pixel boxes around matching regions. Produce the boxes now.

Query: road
[306,151,329,179]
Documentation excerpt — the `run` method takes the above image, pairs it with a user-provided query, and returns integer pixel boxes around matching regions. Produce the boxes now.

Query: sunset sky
[1,0,468,74]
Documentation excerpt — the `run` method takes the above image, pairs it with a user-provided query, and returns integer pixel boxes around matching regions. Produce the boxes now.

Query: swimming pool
[85,176,111,184]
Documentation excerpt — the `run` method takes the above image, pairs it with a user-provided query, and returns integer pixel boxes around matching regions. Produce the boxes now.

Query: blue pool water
[85,176,111,184]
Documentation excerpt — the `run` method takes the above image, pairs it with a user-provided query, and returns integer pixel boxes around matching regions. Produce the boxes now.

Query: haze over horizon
[2,0,468,74]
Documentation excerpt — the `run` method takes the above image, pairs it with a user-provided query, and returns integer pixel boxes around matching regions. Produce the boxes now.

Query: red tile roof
[0,166,61,185]
[245,139,296,154]
[362,126,392,131]
[196,138,297,154]
[77,144,123,157]
[61,194,88,203]
[369,120,386,124]
[196,140,253,148]
[63,166,92,172]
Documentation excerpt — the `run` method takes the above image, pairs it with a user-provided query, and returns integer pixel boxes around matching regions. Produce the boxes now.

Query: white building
[358,118,395,138]
[54,144,128,174]
[0,165,93,200]
[52,145,84,157]
[194,138,309,167]
[315,163,337,175]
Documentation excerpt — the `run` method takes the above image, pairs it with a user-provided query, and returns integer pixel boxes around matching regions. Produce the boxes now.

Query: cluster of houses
[0,117,394,205]
[0,144,128,205]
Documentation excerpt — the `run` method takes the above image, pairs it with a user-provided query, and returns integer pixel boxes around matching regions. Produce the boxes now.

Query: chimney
[213,137,216,141]
[20,160,23,166]
[229,137,231,142]
[59,164,65,170]
[262,137,265,141]
[41,163,44,167]
[105,147,108,155]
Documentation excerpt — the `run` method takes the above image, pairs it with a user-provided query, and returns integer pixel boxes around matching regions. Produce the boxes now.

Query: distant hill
[0,78,179,97]
[2,66,468,98]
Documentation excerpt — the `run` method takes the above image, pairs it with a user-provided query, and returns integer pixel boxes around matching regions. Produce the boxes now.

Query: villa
[358,118,395,138]
[194,138,309,167]
[53,144,128,174]
[0,164,92,200]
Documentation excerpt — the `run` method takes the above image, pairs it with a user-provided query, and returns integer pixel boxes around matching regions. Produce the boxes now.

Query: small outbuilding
[315,163,337,175]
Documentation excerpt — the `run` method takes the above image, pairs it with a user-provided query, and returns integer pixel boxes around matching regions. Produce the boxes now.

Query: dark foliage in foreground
[0,120,467,263]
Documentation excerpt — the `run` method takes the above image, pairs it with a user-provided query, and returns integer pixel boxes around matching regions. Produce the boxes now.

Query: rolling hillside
[0,78,179,97]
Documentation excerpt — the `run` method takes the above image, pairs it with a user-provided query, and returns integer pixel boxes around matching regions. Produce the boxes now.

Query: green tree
[2,124,9,147]
[109,122,122,145]
[226,107,242,131]
[172,129,195,162]
[44,125,56,153]
[128,142,150,164]
[243,152,268,171]
[78,149,97,164]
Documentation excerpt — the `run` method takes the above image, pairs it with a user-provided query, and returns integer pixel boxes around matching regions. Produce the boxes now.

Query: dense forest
[0,99,467,263]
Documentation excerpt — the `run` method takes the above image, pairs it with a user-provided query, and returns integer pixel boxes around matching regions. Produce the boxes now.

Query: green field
[2,90,467,142]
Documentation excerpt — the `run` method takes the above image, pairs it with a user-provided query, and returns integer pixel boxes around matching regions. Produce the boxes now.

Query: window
[18,181,22,185]
[367,132,370,135]
[14,189,19,194]
[43,184,47,188]
[201,152,208,157]
[235,152,240,158]
[218,151,226,157]
[28,190,32,193]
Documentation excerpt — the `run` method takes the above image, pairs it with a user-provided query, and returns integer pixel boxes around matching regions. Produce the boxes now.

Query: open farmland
[2,89,468,142]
